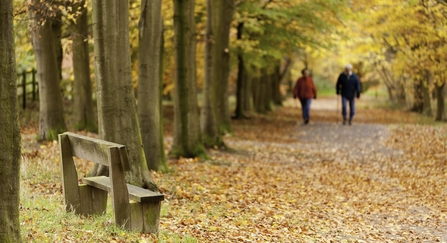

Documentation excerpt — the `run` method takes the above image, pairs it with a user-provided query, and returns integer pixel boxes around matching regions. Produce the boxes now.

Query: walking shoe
[304,119,309,125]
[343,119,346,125]
[349,120,352,126]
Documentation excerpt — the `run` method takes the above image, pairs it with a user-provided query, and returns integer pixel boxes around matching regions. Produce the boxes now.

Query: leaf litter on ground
[20,97,447,242]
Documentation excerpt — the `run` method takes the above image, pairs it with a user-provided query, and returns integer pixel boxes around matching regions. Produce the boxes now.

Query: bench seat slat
[82,176,164,203]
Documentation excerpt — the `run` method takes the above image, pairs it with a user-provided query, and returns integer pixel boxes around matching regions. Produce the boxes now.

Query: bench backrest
[59,132,132,227]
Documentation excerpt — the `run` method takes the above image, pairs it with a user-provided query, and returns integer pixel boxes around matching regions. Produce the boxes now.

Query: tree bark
[234,22,250,119]
[201,0,235,146]
[30,0,67,141]
[201,0,221,147]
[422,71,432,116]
[435,82,445,121]
[271,64,282,106]
[234,50,246,119]
[244,72,253,113]
[52,11,63,81]
[214,0,235,134]
[92,0,156,190]
[171,0,206,158]
[0,0,22,241]
[138,0,167,171]
[71,1,97,132]
[411,78,424,113]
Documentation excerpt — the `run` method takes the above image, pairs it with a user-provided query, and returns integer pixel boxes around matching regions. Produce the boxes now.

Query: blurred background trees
[11,0,447,150]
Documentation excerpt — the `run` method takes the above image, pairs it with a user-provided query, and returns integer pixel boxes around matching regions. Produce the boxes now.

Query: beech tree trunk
[244,72,253,113]
[30,0,67,141]
[234,52,246,119]
[52,12,63,81]
[412,78,423,113]
[435,82,445,121]
[71,1,97,132]
[92,0,156,190]
[422,71,432,116]
[0,0,22,241]
[271,64,282,106]
[138,0,167,171]
[201,0,234,146]
[214,0,234,134]
[234,22,247,119]
[171,0,206,158]
[201,0,220,147]
[253,69,271,113]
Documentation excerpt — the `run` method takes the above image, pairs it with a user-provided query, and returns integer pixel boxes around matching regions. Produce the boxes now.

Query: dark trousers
[300,98,312,120]
[341,96,355,120]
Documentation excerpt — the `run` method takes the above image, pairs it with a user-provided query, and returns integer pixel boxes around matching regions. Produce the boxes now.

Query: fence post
[22,71,26,109]
[32,69,36,101]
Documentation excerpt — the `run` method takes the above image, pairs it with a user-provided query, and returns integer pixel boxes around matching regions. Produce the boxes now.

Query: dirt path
[216,97,447,242]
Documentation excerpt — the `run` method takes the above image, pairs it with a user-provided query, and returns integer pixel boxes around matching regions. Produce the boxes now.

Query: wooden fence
[17,69,37,109]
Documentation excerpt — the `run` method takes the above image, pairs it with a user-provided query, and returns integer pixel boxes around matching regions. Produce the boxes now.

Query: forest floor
[20,95,447,242]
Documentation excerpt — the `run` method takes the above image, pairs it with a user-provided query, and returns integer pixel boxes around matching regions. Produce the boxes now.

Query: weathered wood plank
[63,132,124,166]
[59,134,81,212]
[78,184,93,216]
[91,186,108,215]
[82,176,164,202]
[129,201,143,232]
[109,147,131,230]
[141,201,161,233]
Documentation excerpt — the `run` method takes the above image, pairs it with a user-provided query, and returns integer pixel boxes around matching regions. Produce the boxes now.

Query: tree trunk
[214,0,235,134]
[234,51,246,119]
[422,71,432,116]
[271,64,282,106]
[263,71,272,112]
[72,1,97,132]
[252,75,262,113]
[201,0,221,147]
[171,0,206,158]
[435,82,445,121]
[411,78,423,113]
[201,0,234,146]
[138,0,167,171]
[0,0,22,241]
[234,22,247,119]
[244,72,253,113]
[52,11,63,81]
[30,0,67,141]
[92,0,157,190]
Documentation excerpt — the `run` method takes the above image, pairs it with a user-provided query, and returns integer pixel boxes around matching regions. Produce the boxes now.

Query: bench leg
[130,201,161,234]
[77,184,107,216]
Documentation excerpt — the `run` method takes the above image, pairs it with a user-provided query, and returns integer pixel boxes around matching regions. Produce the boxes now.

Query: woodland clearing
[20,96,447,242]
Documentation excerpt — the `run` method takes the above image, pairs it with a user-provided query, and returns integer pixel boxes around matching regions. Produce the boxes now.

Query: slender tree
[29,0,67,140]
[435,81,445,121]
[71,0,97,132]
[0,0,22,241]
[234,22,248,119]
[92,0,157,189]
[138,0,167,171]
[171,0,207,158]
[201,0,235,147]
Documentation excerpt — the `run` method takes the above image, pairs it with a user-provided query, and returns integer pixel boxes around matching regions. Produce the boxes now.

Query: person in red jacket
[293,68,317,124]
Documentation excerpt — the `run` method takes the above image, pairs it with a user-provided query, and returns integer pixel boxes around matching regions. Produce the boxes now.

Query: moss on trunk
[0,0,22,241]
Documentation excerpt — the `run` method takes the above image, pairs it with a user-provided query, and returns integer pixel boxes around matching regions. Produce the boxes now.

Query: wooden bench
[58,132,164,233]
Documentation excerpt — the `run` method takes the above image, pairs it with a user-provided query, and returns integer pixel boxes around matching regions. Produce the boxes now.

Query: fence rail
[17,69,37,109]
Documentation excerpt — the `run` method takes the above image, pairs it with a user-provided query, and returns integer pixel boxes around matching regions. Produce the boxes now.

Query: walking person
[293,68,317,124]
[336,64,361,125]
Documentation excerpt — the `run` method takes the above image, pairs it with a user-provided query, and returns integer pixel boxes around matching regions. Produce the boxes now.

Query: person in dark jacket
[336,64,361,125]
[294,68,317,124]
